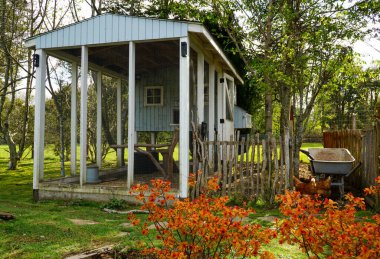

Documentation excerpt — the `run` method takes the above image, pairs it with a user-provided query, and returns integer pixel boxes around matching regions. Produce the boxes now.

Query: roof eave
[188,24,244,85]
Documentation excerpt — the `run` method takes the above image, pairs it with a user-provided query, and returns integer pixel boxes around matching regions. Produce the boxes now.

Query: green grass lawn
[0,144,311,258]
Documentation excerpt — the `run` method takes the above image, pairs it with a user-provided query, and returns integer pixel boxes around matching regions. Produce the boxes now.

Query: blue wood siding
[30,14,189,49]
[135,66,179,132]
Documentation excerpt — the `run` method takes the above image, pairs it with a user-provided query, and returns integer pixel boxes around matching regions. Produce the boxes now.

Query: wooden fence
[323,129,363,186]
[323,121,380,209]
[190,131,288,203]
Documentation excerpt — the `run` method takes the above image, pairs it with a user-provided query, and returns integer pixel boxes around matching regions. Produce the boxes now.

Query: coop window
[144,86,163,106]
[172,109,179,124]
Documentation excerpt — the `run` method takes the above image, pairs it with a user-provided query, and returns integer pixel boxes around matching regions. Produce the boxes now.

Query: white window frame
[144,86,164,106]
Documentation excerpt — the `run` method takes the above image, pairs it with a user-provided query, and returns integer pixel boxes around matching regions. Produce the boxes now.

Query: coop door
[219,73,235,141]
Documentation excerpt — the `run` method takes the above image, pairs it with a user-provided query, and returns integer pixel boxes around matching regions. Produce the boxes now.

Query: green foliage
[101,198,129,210]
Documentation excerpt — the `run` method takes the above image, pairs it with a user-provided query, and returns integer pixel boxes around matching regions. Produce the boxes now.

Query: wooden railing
[190,132,288,203]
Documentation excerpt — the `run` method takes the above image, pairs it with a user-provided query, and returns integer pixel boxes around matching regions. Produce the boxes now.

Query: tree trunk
[293,115,304,178]
[265,92,273,134]
[17,50,33,161]
[4,123,18,170]
[280,82,291,188]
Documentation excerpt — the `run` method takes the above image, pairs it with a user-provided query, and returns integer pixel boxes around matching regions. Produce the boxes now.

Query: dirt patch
[257,216,277,223]
[232,217,250,223]
[116,232,130,237]
[148,222,168,229]
[120,222,134,228]
[68,219,99,225]
[65,247,156,259]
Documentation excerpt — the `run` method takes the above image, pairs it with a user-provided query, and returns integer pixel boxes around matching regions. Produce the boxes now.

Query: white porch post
[96,71,102,168]
[70,62,77,176]
[197,52,204,123]
[116,78,122,166]
[127,42,136,188]
[217,70,223,140]
[80,46,88,186]
[179,37,190,198]
[208,63,215,142]
[33,49,46,197]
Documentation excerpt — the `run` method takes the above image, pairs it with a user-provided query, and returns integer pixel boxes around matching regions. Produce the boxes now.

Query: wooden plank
[222,142,227,196]
[271,137,279,203]
[233,135,239,194]
[256,133,260,196]
[193,135,197,177]
[267,136,272,190]
[228,136,234,196]
[260,139,266,196]
[278,138,284,194]
[217,136,221,176]
[251,138,256,196]
[239,138,245,195]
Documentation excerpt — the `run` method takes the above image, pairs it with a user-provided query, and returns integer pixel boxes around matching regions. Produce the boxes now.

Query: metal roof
[25,13,243,84]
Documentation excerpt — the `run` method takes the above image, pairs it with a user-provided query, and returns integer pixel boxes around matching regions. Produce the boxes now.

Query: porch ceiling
[58,40,179,76]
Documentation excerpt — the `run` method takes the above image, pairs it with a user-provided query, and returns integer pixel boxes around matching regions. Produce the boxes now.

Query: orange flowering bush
[277,179,380,258]
[128,177,276,258]
[364,176,380,196]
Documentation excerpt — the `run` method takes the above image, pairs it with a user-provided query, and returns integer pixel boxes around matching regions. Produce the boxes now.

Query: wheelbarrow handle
[345,162,362,178]
[300,149,314,161]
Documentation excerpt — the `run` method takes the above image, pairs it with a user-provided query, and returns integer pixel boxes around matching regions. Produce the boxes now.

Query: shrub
[128,177,276,258]
[276,177,380,258]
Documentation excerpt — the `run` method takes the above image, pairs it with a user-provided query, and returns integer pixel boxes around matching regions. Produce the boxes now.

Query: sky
[353,37,380,67]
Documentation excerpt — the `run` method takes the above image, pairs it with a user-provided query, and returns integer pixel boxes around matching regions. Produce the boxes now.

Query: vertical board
[46,33,52,48]
[99,15,106,43]
[93,16,100,44]
[63,27,69,46]
[105,14,113,42]
[159,21,167,38]
[57,30,64,48]
[131,17,139,40]
[81,21,87,45]
[138,18,146,40]
[75,23,81,46]
[87,18,94,44]
[153,20,160,38]
[173,23,181,37]
[112,15,119,42]
[125,16,132,39]
[119,16,126,41]
[69,25,75,46]
[167,21,174,38]
[145,19,153,39]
